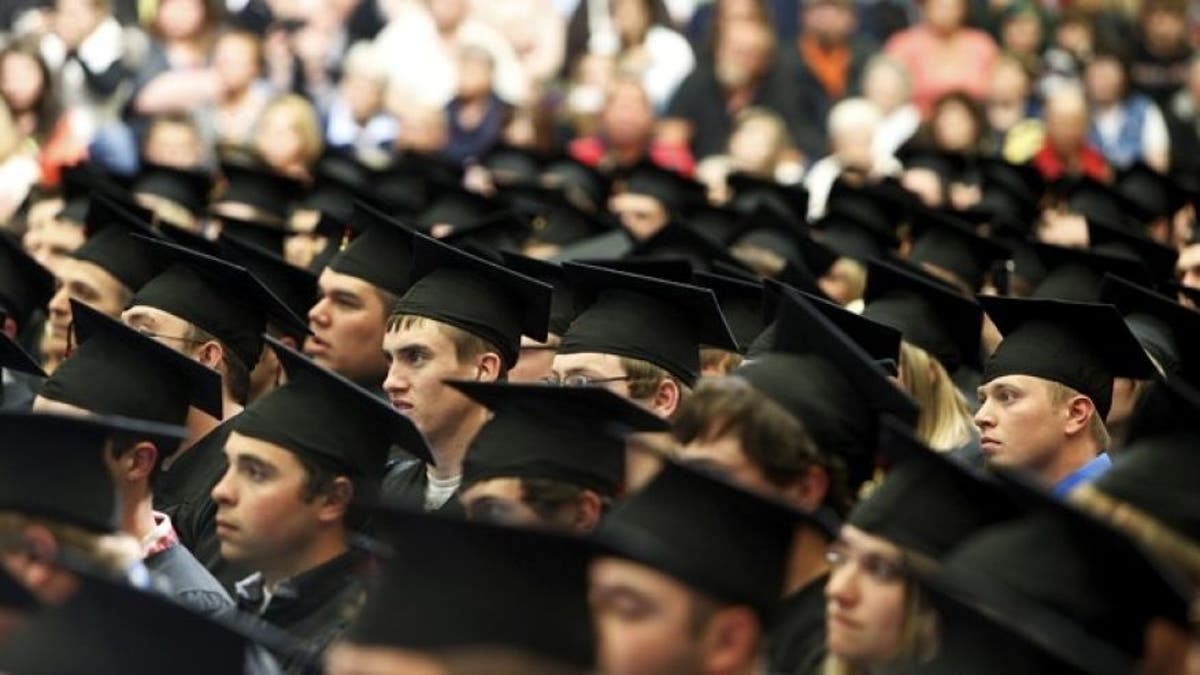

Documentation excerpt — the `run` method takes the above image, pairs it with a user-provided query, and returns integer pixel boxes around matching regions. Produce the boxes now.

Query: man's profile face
[45,259,128,357]
[609,193,669,242]
[974,375,1068,473]
[508,335,560,383]
[381,320,479,444]
[588,557,705,675]
[306,269,390,384]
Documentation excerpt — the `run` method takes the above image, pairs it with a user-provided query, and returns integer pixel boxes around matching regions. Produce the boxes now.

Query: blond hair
[897,342,976,451]
[619,355,691,405]
[1046,381,1111,449]
[259,94,324,168]
[0,100,21,162]
[822,574,938,674]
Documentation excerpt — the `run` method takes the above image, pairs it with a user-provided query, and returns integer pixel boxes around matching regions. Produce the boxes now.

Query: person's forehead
[385,319,458,351]
[59,257,118,288]
[838,524,902,558]
[123,304,187,328]
[224,430,300,467]
[318,267,376,296]
[552,351,625,374]
[461,477,526,502]
[591,556,692,599]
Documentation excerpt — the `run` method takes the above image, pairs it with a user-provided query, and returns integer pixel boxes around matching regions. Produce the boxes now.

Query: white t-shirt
[424,470,463,511]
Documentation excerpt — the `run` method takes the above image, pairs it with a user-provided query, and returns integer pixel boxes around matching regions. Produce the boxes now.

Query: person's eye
[861,555,903,583]
[610,596,654,621]
[825,545,849,568]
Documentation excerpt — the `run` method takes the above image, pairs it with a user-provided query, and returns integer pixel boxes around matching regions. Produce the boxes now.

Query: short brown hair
[1046,381,1111,449]
[618,356,690,403]
[387,314,509,379]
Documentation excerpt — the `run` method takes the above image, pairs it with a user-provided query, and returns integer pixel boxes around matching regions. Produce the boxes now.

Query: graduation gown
[381,460,465,516]
[153,418,250,589]
[765,574,829,675]
[146,542,235,618]
[0,370,37,411]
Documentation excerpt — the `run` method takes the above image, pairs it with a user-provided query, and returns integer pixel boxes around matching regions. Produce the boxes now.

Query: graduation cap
[156,219,222,257]
[211,161,305,223]
[0,566,34,612]
[549,228,635,262]
[941,469,1192,666]
[367,159,433,216]
[218,233,318,340]
[596,459,813,618]
[725,172,809,223]
[0,571,254,675]
[451,381,669,497]
[862,258,984,372]
[393,233,553,368]
[618,163,705,215]
[58,162,127,224]
[541,155,611,212]
[0,331,45,377]
[980,296,1159,418]
[441,210,531,253]
[559,262,738,385]
[625,222,749,273]
[235,336,432,479]
[327,200,417,296]
[728,202,809,264]
[909,207,1011,291]
[813,190,899,261]
[685,204,746,245]
[1114,161,1188,223]
[581,256,694,283]
[504,183,615,246]
[692,271,765,350]
[849,416,1021,560]
[344,507,596,668]
[41,300,223,424]
[0,411,183,532]
[299,150,373,223]
[979,158,1044,216]
[482,144,544,185]
[416,187,497,231]
[72,194,162,292]
[1087,215,1178,285]
[1030,242,1151,302]
[132,162,214,217]
[736,291,917,490]
[0,232,54,328]
[1100,273,1200,381]
[897,146,972,187]
[499,252,574,336]
[215,213,289,255]
[1054,176,1136,224]
[130,235,310,368]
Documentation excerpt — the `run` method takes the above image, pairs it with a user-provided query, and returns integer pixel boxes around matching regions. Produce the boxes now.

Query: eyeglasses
[541,374,632,388]
[826,544,906,584]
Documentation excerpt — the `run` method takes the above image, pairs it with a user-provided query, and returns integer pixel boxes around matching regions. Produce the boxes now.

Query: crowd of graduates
[0,0,1198,674]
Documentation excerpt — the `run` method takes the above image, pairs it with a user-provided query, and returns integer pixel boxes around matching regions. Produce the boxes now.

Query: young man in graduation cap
[42,195,160,374]
[212,338,432,665]
[32,301,232,617]
[306,201,416,390]
[0,232,54,410]
[381,233,552,512]
[609,162,703,242]
[590,459,813,675]
[974,297,1159,495]
[450,382,668,532]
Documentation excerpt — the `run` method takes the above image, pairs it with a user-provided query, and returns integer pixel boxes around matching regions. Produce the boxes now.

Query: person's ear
[699,606,762,674]
[195,339,224,371]
[476,352,503,383]
[782,465,830,512]
[16,524,59,592]
[317,477,355,524]
[1064,395,1095,436]
[1,316,16,341]
[127,441,159,482]
[651,378,680,418]
[573,490,605,532]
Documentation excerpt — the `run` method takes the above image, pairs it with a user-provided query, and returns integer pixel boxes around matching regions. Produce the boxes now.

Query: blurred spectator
[396,105,450,155]
[1033,83,1110,181]
[986,55,1043,163]
[1167,55,1200,178]
[1177,243,1200,289]
[883,0,999,117]
[472,0,566,84]
[1038,8,1094,99]
[129,0,223,129]
[378,0,531,114]
[996,0,1045,75]
[255,93,323,181]
[605,0,695,111]
[261,0,363,103]
[696,106,804,198]
[862,55,919,164]
[443,46,512,164]
[1129,0,1191,104]
[790,0,876,161]
[566,0,672,74]
[569,75,694,174]
[1084,51,1170,172]
[324,40,397,152]
[924,91,990,156]
[207,29,273,147]
[562,51,617,137]
[20,189,81,273]
[0,101,40,225]
[804,97,900,218]
[142,112,206,168]
[0,39,61,147]
[684,0,799,57]
[663,17,805,162]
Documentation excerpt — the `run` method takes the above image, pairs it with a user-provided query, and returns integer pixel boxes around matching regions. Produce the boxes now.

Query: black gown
[766,573,829,675]
[381,460,465,516]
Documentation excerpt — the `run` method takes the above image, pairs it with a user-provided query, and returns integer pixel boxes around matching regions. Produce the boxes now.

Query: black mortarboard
[0,572,252,675]
[1087,215,1178,285]
[131,235,310,367]
[327,201,417,296]
[849,416,1020,560]
[897,146,970,186]
[597,460,810,618]
[1056,176,1136,224]
[499,252,574,336]
[393,233,552,368]
[0,566,34,611]
[452,381,668,497]
[212,161,305,223]
[0,411,183,532]
[980,296,1159,418]
[416,187,497,231]
[692,271,765,350]
[1100,273,1200,381]
[542,156,611,212]
[580,256,694,283]
[729,201,816,265]
[441,210,531,253]
[1030,242,1150,302]
[979,158,1044,217]
[550,228,635,261]
[72,194,162,291]
[132,162,214,216]
[559,262,738,385]
[235,337,432,478]
[216,214,288,255]
[59,162,126,224]
[346,507,596,668]
[736,291,917,490]
[618,163,705,215]
[725,172,809,223]
[0,331,45,377]
[1094,375,1200,541]
[1114,162,1188,223]
[299,150,372,223]
[218,233,318,340]
[625,222,748,273]
[504,183,615,246]
[483,144,544,185]
[863,258,984,372]
[943,469,1192,664]
[41,300,223,424]
[909,208,1011,291]
[0,232,54,328]
[157,220,222,257]
[813,190,899,260]
[686,204,746,245]
[367,160,432,216]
